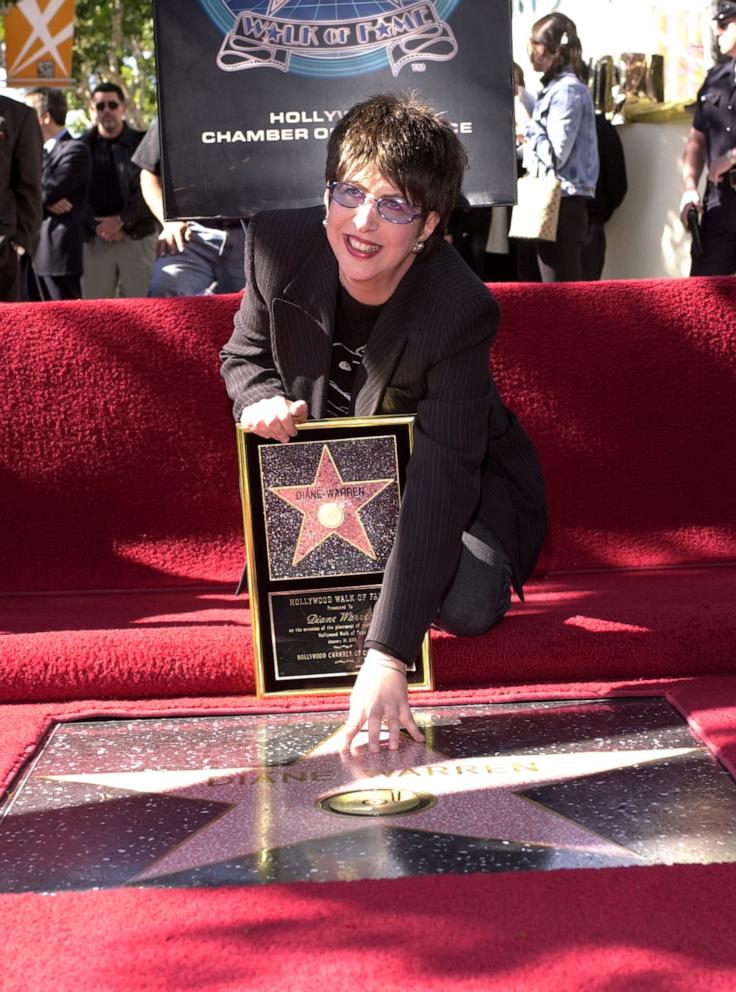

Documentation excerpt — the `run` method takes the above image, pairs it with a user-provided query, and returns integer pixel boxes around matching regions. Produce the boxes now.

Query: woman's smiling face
[324,164,439,306]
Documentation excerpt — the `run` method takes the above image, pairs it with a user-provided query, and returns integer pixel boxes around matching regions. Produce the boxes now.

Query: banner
[4,0,76,88]
[153,0,516,220]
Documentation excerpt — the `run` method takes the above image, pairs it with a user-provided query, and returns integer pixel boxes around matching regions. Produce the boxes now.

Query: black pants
[691,182,736,276]
[435,521,512,637]
[517,195,589,283]
[0,239,21,302]
[580,221,606,281]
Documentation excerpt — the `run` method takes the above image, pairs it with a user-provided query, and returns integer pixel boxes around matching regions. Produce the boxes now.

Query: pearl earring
[411,241,425,254]
[322,218,328,228]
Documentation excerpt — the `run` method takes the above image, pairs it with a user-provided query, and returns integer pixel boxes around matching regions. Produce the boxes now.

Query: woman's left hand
[340,650,423,753]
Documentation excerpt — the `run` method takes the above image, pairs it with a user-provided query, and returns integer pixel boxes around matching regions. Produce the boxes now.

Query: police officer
[680,1,736,274]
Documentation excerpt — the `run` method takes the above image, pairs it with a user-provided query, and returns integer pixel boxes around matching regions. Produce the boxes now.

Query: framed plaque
[236,415,433,697]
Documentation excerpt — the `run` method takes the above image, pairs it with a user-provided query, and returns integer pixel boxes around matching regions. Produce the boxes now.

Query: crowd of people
[5,3,736,297]
[450,12,627,283]
[0,81,247,303]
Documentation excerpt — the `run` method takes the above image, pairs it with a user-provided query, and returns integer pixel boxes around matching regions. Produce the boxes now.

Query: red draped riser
[2,277,736,990]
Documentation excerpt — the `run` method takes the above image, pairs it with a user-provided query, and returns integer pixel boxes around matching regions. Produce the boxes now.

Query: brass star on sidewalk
[268,444,393,565]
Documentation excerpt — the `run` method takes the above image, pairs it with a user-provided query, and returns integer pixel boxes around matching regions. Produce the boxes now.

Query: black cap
[715,1,736,23]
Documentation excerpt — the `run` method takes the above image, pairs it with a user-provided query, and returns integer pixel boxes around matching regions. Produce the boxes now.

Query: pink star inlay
[46,727,701,883]
[268,444,393,564]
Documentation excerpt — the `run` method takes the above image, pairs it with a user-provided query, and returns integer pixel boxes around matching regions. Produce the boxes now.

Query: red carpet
[5,864,736,992]
[2,278,735,598]
[3,677,736,991]
[2,566,736,702]
[2,278,736,989]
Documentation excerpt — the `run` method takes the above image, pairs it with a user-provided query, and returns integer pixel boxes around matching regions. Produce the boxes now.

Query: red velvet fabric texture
[2,277,735,596]
[491,276,736,573]
[5,864,736,992]
[3,280,736,989]
[2,567,735,702]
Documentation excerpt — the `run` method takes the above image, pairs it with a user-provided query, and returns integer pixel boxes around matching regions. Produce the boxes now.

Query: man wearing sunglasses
[680,0,736,274]
[79,83,158,297]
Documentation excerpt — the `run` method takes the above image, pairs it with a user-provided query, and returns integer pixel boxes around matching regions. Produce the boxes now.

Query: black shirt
[130,117,161,176]
[692,58,736,165]
[325,284,383,417]
[88,133,127,216]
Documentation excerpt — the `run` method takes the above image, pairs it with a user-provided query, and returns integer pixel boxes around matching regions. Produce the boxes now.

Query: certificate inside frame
[236,415,433,697]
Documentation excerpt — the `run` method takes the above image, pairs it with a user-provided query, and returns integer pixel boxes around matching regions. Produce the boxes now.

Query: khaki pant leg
[116,232,157,298]
[81,238,120,299]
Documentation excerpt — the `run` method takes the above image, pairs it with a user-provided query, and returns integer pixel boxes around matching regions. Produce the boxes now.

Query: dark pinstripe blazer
[221,206,546,663]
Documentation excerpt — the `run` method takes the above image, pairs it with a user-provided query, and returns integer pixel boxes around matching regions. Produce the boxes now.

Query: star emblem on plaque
[236,416,432,696]
[266,444,393,567]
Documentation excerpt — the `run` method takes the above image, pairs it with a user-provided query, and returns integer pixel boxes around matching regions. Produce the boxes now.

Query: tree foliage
[69,0,157,128]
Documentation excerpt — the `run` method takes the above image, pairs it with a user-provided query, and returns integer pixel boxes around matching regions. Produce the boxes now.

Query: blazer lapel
[353,256,426,417]
[272,234,338,419]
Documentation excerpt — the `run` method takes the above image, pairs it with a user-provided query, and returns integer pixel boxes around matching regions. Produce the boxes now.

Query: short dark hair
[92,82,126,104]
[325,92,467,244]
[531,12,586,82]
[27,87,67,127]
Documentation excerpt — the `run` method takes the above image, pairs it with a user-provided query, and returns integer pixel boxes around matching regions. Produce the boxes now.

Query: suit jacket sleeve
[12,109,43,255]
[43,142,91,208]
[367,291,498,663]
[220,212,288,421]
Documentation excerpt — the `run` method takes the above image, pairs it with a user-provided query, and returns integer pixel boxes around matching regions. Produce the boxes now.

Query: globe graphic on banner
[233,1,407,14]
[198,0,460,77]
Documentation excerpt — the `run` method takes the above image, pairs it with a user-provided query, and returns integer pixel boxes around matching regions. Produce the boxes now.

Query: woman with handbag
[514,12,599,282]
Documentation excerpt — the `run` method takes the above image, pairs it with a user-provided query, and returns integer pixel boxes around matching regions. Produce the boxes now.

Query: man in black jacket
[25,88,91,301]
[680,1,736,274]
[80,83,158,297]
[0,94,42,302]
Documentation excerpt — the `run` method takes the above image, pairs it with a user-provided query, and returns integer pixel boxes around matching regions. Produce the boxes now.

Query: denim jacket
[523,69,599,198]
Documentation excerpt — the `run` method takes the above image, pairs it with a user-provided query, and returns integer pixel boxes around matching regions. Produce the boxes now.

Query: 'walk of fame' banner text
[152,0,516,219]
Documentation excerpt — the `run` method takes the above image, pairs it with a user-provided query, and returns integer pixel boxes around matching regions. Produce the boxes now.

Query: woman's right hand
[340,650,423,754]
[239,397,308,443]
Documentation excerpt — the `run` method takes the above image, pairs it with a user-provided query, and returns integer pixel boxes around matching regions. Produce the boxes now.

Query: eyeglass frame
[326,180,425,225]
[94,100,121,111]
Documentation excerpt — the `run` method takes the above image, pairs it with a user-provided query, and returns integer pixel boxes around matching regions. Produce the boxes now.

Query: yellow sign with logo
[4,0,76,88]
